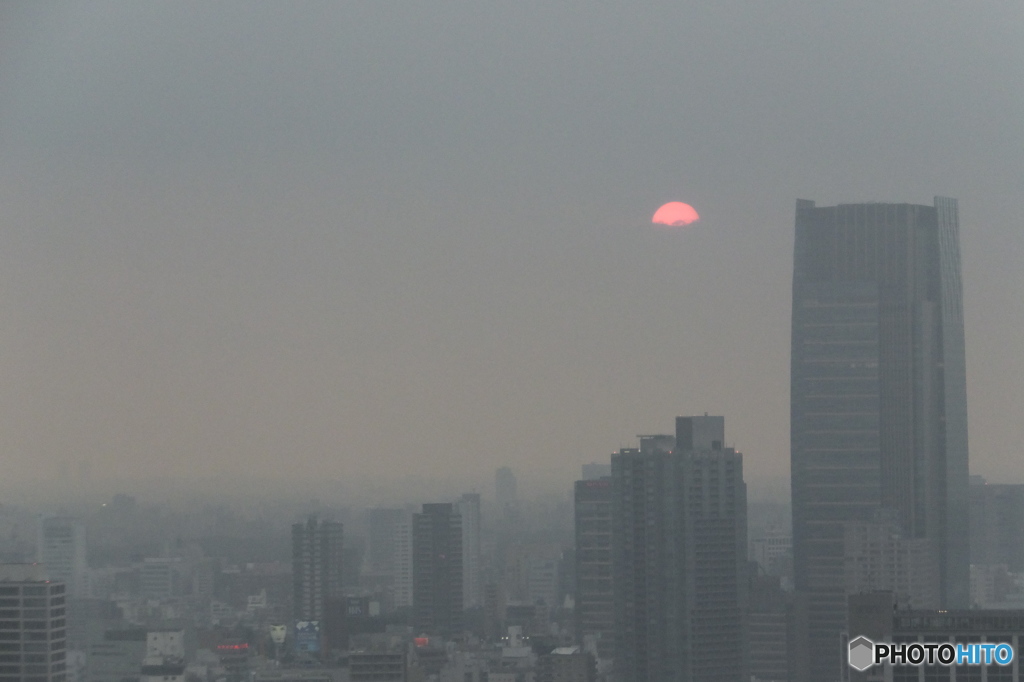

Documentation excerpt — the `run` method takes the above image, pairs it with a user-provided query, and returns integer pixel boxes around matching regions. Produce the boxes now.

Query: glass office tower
[790,198,969,681]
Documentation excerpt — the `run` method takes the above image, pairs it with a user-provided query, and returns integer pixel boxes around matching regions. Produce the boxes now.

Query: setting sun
[652,202,700,227]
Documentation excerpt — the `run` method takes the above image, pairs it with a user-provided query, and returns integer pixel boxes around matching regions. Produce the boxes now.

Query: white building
[141,558,181,600]
[843,520,940,609]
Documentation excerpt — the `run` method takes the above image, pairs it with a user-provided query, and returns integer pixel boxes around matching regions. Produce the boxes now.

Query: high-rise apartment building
[393,514,413,609]
[292,517,344,624]
[37,517,87,599]
[413,503,463,635]
[574,477,613,660]
[612,416,748,682]
[0,564,67,682]
[366,508,408,576]
[457,494,483,609]
[790,198,970,680]
[365,508,414,609]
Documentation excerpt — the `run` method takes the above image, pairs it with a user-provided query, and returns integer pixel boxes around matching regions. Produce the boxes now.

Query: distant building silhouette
[612,416,748,682]
[496,467,518,507]
[496,467,520,527]
[37,516,88,598]
[581,463,611,481]
[413,503,463,635]
[790,198,970,680]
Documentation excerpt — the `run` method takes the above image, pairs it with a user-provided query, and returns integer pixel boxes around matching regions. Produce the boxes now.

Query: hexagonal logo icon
[848,636,875,672]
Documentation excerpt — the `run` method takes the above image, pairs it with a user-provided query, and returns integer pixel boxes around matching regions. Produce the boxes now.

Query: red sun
[652,202,700,227]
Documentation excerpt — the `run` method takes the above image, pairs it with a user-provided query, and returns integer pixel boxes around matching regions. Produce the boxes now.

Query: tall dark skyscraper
[292,516,344,623]
[790,198,970,680]
[413,503,463,635]
[612,416,748,682]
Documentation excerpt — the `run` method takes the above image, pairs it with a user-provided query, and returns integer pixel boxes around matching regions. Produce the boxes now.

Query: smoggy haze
[0,3,1021,493]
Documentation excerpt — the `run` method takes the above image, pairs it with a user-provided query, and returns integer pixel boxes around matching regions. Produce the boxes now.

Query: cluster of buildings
[8,197,1024,681]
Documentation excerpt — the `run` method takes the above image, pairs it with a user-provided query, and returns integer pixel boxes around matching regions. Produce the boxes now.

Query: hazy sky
[0,2,1022,494]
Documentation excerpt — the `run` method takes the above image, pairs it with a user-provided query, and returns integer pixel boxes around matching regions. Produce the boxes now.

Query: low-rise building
[350,650,407,682]
[536,646,594,682]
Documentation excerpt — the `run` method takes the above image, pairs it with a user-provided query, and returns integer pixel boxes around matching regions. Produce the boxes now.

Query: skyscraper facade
[612,416,748,682]
[0,564,67,682]
[365,508,414,610]
[292,516,344,623]
[969,476,1024,571]
[574,477,613,659]
[366,508,409,576]
[413,503,463,635]
[456,493,483,609]
[790,198,970,680]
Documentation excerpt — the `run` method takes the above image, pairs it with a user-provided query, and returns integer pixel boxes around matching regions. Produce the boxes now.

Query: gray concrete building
[791,199,971,681]
[748,571,810,682]
[611,416,748,682]
[969,477,1024,572]
[0,564,67,682]
[349,650,407,682]
[84,629,146,682]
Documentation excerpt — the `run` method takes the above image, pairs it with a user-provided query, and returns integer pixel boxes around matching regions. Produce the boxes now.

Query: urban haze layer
[2,5,1023,682]
[6,198,1023,682]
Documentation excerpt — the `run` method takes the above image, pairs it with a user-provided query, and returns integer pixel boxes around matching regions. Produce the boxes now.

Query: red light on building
[414,637,429,647]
